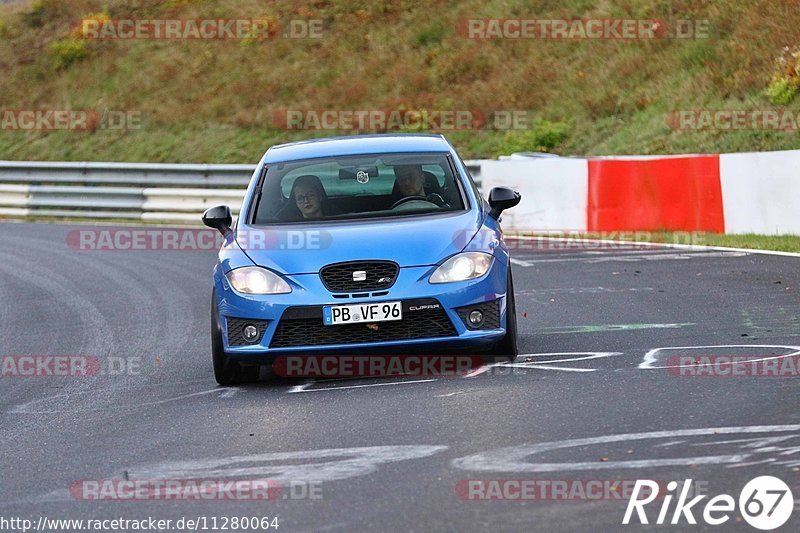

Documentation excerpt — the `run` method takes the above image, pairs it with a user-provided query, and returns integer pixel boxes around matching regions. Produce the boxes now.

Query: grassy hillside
[1,0,799,162]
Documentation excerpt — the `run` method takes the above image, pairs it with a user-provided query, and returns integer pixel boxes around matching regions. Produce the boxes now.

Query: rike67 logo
[624,476,794,530]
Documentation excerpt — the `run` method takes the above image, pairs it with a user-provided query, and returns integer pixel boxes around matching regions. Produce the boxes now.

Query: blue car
[203,134,520,385]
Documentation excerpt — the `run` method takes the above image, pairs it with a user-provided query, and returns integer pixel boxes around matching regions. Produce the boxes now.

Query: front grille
[227,317,269,346]
[270,299,456,348]
[456,299,502,330]
[320,260,399,293]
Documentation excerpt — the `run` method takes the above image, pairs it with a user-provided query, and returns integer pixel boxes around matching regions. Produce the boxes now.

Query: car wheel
[212,289,260,386]
[486,268,518,364]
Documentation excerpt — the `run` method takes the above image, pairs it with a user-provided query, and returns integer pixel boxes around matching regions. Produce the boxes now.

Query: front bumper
[214,259,510,361]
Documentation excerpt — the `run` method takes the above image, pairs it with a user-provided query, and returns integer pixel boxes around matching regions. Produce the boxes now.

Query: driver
[394,164,427,197]
[392,164,447,207]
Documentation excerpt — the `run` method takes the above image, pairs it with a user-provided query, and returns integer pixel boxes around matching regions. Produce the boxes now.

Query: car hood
[236,210,483,274]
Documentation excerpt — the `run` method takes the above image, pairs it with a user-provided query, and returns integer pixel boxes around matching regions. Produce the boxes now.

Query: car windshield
[251,152,467,224]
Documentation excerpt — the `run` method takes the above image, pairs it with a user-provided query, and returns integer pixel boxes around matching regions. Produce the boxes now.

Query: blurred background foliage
[0,0,799,162]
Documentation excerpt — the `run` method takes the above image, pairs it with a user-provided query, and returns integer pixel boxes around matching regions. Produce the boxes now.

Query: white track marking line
[287,383,312,393]
[586,251,748,263]
[652,440,687,448]
[518,287,654,294]
[519,365,596,372]
[19,445,450,505]
[288,379,436,393]
[3,378,214,401]
[689,436,796,447]
[464,352,623,377]
[8,387,237,414]
[512,251,748,264]
[510,257,534,267]
[463,365,490,378]
[728,459,777,468]
[451,424,800,473]
[639,344,800,369]
[511,235,800,258]
[145,388,237,405]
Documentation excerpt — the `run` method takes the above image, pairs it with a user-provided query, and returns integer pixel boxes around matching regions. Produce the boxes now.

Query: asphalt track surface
[1,221,799,533]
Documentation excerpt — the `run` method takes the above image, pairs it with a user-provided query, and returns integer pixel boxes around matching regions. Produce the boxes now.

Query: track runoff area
[0,223,798,531]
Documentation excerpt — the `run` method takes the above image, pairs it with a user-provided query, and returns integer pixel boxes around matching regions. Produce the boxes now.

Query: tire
[211,290,260,386]
[486,268,518,364]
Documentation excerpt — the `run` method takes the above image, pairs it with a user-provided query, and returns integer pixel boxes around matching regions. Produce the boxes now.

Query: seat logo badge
[353,270,367,281]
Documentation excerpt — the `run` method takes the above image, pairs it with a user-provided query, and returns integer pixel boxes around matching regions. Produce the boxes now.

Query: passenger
[290,174,338,219]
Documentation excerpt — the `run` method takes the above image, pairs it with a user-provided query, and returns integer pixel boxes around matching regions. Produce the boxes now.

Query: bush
[766,47,800,105]
[415,21,445,47]
[23,1,46,28]
[50,38,89,69]
[766,77,797,105]
[499,119,571,154]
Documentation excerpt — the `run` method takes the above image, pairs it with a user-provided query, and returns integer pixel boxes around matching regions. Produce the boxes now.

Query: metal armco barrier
[0,161,485,223]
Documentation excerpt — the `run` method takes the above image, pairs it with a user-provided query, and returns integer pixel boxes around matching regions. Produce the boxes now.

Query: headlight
[226,267,291,294]
[429,252,493,284]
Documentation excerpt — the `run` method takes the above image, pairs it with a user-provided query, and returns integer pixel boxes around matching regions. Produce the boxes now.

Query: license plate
[323,301,402,326]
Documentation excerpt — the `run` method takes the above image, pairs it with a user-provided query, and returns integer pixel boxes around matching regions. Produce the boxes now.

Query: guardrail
[0,161,484,223]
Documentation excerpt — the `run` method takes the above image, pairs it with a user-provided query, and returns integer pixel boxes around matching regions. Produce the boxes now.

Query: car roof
[262,134,452,163]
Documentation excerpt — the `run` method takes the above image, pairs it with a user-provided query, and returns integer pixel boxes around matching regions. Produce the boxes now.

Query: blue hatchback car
[203,134,521,385]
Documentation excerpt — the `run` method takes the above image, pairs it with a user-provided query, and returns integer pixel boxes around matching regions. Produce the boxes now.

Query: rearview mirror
[488,187,521,219]
[202,205,232,235]
[339,167,379,180]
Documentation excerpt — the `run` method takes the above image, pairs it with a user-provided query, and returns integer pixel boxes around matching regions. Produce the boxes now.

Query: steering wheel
[426,193,448,208]
[391,195,430,209]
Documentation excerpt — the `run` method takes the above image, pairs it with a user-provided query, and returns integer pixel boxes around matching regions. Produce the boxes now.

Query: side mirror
[202,205,232,235]
[487,187,521,219]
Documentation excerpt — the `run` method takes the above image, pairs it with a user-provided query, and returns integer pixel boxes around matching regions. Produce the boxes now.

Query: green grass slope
[1,0,799,162]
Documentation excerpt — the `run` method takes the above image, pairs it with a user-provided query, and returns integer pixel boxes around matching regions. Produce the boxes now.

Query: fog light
[468,310,484,326]
[242,324,259,342]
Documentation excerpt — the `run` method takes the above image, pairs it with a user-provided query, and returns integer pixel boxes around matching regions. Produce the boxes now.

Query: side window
[456,155,481,205]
